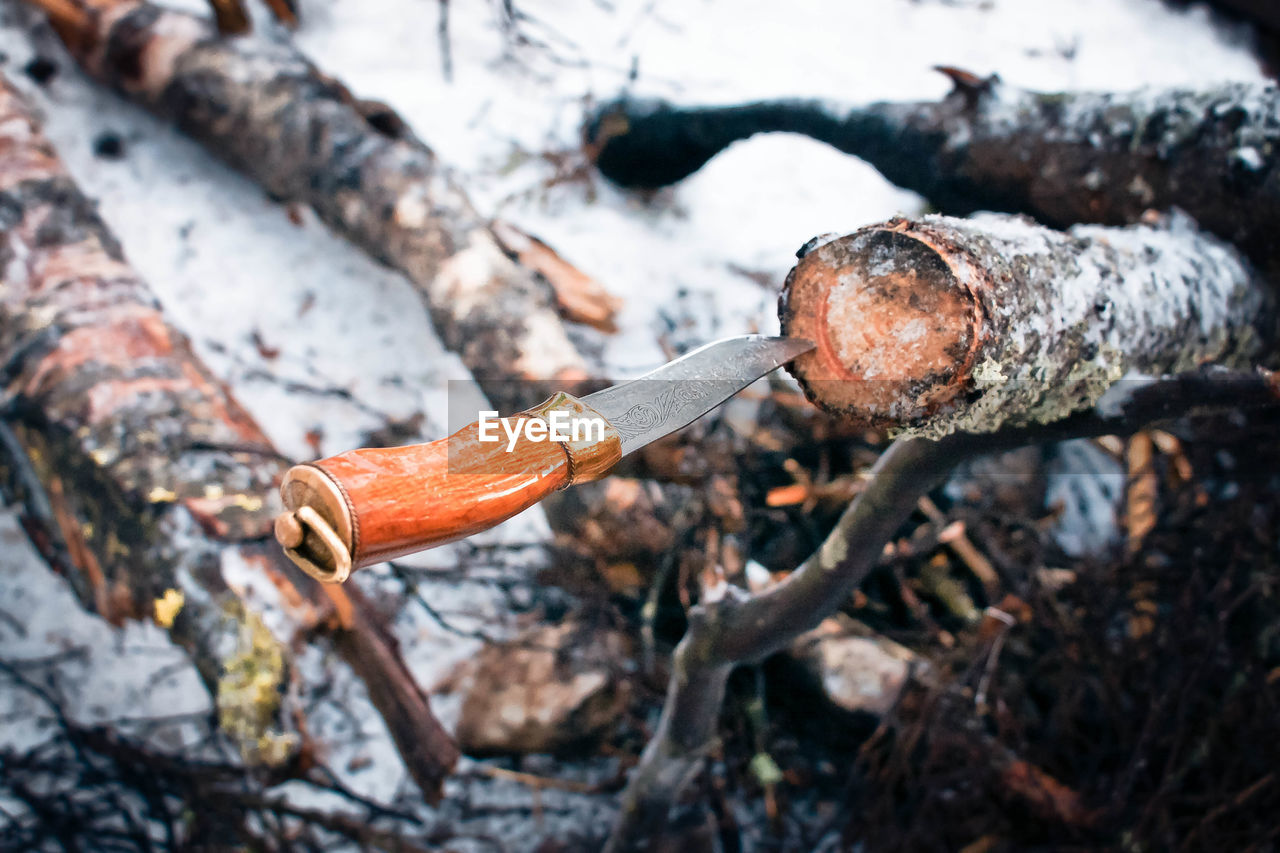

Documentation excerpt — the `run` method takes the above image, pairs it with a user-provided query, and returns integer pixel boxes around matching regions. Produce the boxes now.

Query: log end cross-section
[782,214,1273,437]
[780,225,985,427]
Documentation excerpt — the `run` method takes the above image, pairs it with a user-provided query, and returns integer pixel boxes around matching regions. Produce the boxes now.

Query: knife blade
[274,335,814,582]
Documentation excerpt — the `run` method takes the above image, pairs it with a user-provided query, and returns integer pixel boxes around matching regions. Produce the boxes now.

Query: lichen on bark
[216,602,296,765]
[0,74,457,794]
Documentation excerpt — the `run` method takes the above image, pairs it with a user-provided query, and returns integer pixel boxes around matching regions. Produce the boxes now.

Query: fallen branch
[0,76,457,799]
[779,213,1273,436]
[587,79,1280,271]
[31,0,603,406]
[603,365,1280,851]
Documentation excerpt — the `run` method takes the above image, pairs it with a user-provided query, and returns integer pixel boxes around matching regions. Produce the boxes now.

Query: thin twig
[438,0,454,82]
[467,762,598,794]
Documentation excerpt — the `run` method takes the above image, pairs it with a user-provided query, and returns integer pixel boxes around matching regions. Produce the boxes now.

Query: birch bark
[44,0,593,405]
[0,76,458,799]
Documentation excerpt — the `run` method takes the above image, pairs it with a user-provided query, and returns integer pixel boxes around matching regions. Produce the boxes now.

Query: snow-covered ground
[0,0,1268,844]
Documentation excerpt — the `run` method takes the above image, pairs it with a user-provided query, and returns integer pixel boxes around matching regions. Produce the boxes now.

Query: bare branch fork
[604,365,1280,851]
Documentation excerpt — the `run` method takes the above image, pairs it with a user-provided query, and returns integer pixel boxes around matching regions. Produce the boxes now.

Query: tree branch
[604,365,1280,851]
[30,0,597,408]
[587,80,1280,273]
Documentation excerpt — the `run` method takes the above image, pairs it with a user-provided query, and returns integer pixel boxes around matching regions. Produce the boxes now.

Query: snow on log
[779,213,1275,437]
[588,80,1280,271]
[0,76,458,798]
[38,0,594,402]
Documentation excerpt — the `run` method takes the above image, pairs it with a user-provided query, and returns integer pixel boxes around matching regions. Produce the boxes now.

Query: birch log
[0,77,458,799]
[779,213,1274,437]
[34,0,591,405]
[588,80,1280,271]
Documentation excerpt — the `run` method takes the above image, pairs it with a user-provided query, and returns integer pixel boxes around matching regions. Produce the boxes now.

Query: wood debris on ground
[441,620,631,754]
[491,220,623,333]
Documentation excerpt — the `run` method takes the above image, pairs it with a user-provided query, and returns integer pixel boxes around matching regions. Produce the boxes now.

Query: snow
[1232,144,1265,171]
[0,509,212,750]
[0,0,1268,843]
[1045,438,1125,558]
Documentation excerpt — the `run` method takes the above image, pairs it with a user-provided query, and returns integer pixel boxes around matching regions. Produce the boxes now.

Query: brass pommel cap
[276,464,355,583]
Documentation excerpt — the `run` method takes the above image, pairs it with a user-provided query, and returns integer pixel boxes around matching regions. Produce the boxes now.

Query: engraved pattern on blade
[607,381,741,442]
[586,336,813,454]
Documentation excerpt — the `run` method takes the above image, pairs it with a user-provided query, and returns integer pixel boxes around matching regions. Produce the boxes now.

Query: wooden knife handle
[275,393,621,582]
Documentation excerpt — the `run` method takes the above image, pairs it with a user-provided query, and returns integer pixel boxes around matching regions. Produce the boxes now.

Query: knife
[274,335,814,582]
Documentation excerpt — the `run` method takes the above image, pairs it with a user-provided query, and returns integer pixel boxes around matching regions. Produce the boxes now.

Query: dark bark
[1160,1,1280,79]
[39,0,593,408]
[587,79,1280,272]
[1189,0,1280,34]
[0,76,457,799]
[779,214,1274,436]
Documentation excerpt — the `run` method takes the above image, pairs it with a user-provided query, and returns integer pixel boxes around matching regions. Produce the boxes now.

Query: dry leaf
[491,220,622,332]
[600,561,643,594]
[1125,431,1158,556]
[154,588,184,628]
[766,482,809,507]
[960,836,1001,853]
[1001,758,1095,826]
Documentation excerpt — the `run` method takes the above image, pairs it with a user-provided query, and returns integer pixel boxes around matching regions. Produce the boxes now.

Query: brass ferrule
[520,392,622,484]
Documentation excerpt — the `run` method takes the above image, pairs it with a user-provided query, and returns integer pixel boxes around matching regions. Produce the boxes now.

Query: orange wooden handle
[275,393,621,582]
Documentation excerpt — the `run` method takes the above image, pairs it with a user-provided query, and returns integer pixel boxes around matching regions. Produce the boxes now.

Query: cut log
[0,76,457,798]
[587,80,1280,272]
[32,0,597,407]
[779,213,1274,436]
